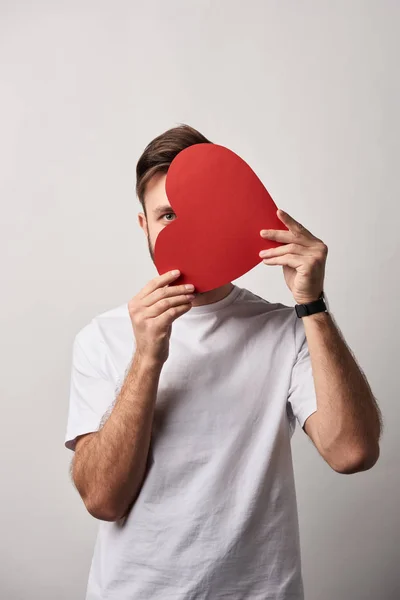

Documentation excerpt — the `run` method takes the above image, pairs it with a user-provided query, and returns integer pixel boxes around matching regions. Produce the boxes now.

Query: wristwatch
[295,290,329,318]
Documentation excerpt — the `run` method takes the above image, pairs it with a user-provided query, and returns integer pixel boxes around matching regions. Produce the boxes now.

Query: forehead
[144,172,171,214]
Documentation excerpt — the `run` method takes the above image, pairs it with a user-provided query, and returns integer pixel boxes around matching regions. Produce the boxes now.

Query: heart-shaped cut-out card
[154,143,288,292]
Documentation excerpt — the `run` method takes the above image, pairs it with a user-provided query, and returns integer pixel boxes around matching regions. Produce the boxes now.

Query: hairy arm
[71,353,163,521]
[303,311,383,473]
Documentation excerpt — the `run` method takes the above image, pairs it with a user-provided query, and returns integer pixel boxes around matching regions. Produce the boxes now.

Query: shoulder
[232,287,297,355]
[74,302,131,367]
[236,286,295,324]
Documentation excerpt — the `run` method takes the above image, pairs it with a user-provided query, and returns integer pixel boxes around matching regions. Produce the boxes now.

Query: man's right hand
[128,270,196,366]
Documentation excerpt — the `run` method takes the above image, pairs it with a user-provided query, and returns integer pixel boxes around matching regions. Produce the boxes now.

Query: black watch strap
[295,291,328,318]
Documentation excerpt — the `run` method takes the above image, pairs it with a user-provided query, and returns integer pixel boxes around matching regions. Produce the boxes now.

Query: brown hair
[135,123,212,215]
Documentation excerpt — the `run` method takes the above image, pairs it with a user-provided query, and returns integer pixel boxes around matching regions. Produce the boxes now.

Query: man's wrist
[294,290,329,319]
[295,290,324,304]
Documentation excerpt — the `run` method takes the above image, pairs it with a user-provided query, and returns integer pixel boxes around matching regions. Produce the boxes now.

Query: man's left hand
[259,209,328,304]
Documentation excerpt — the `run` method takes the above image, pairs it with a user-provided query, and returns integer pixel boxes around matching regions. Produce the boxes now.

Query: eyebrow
[153,205,175,216]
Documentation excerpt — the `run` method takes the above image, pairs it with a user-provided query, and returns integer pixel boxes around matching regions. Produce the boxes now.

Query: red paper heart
[154,143,288,292]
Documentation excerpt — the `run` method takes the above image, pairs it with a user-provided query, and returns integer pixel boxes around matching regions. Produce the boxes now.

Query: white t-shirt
[65,284,317,600]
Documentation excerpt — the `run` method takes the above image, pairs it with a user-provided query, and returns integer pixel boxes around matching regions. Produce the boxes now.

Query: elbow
[83,494,128,522]
[330,443,380,475]
[85,499,126,522]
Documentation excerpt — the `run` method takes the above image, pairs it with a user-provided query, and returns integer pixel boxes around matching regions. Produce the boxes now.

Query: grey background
[0,1,398,599]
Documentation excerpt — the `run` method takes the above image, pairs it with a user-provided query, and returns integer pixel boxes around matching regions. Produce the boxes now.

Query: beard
[147,234,156,266]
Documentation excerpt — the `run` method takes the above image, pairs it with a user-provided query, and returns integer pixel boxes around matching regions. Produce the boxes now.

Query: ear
[138,212,148,236]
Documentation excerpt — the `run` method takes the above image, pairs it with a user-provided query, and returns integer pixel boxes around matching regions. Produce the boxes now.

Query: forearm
[74,352,163,520]
[303,311,382,460]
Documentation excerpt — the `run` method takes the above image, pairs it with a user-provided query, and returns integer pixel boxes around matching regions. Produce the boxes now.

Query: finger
[138,269,182,300]
[262,253,307,269]
[276,209,315,239]
[154,302,194,327]
[259,243,312,259]
[260,229,313,245]
[145,282,195,307]
[146,292,195,318]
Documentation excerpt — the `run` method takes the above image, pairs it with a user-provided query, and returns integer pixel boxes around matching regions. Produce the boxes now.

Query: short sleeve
[65,329,117,452]
[287,314,318,431]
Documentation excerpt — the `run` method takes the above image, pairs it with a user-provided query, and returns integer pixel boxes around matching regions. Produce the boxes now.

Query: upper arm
[65,327,116,452]
[303,409,380,474]
[303,411,323,451]
[74,432,96,455]
[70,432,96,481]
[287,315,318,431]
[303,412,342,472]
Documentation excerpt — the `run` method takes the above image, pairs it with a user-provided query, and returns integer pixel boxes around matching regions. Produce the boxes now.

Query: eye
[162,212,176,221]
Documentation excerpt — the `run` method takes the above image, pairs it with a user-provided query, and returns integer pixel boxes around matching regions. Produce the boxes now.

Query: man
[65,124,382,599]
